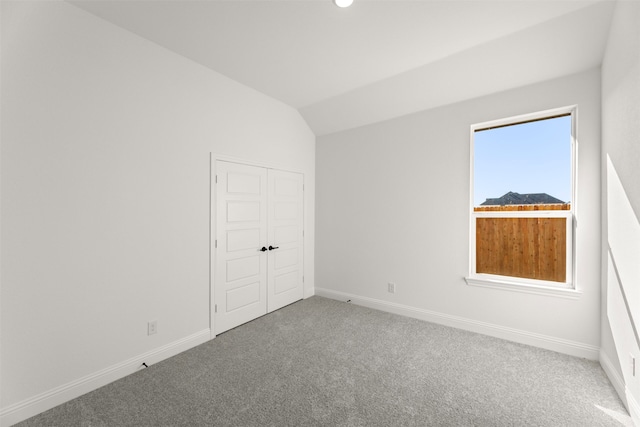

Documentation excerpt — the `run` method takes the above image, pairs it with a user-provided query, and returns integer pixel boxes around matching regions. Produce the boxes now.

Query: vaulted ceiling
[69,0,615,136]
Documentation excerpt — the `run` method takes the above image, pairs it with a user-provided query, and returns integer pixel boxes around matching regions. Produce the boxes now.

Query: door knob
[268,246,279,251]
[260,247,268,252]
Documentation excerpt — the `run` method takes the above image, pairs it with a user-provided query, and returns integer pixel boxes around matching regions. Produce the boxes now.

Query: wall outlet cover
[148,320,158,335]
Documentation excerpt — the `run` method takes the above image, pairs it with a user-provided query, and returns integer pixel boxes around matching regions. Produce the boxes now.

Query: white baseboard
[1,329,211,427]
[304,286,315,299]
[315,287,600,360]
[600,349,628,410]
[627,389,640,427]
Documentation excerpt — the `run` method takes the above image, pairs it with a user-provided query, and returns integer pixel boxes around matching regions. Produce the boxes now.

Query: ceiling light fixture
[333,0,353,8]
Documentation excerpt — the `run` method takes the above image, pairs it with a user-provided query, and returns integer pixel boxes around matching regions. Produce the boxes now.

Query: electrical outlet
[148,320,158,336]
[388,282,396,294]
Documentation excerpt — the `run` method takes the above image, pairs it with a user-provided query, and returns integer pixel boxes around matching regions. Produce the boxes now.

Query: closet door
[215,161,268,335]
[214,161,304,335]
[267,170,304,312]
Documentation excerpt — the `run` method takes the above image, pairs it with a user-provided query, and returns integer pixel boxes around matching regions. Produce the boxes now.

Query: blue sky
[473,115,572,207]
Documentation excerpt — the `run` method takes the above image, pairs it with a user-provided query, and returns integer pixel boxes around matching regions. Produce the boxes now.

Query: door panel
[267,169,304,312]
[226,256,261,282]
[226,228,261,252]
[274,202,298,220]
[274,248,298,270]
[227,172,261,194]
[274,225,298,245]
[226,282,261,312]
[274,271,299,295]
[273,176,298,197]
[215,161,267,334]
[227,202,261,222]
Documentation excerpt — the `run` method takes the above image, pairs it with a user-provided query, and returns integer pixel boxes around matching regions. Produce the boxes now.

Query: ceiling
[69,0,616,136]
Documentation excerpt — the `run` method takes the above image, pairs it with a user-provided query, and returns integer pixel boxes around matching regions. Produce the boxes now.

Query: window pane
[476,216,567,282]
[473,115,571,208]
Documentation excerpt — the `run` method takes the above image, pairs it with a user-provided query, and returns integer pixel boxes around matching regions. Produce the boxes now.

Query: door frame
[209,153,305,339]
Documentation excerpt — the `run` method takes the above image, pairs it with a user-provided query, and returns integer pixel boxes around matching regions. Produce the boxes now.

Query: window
[466,107,577,294]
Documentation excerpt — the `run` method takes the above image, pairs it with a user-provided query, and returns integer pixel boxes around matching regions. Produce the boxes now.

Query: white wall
[601,0,640,423]
[316,68,602,359]
[0,1,314,424]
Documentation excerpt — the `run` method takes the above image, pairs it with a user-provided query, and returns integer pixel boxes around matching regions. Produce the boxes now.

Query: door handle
[268,246,279,251]
[260,247,268,252]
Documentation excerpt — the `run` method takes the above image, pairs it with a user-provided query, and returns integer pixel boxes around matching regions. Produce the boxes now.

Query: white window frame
[465,106,581,299]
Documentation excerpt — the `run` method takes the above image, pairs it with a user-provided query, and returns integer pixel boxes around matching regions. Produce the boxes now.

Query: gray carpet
[16,296,631,426]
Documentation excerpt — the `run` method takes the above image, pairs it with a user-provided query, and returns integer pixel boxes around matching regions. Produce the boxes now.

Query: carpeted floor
[16,296,632,426]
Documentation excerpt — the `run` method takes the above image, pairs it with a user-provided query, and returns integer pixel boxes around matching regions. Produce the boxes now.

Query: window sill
[464,276,582,299]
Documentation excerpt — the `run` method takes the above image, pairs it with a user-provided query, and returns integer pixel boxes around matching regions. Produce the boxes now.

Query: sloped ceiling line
[68,0,615,136]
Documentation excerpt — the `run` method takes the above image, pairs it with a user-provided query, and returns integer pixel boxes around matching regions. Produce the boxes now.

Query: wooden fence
[474,204,570,282]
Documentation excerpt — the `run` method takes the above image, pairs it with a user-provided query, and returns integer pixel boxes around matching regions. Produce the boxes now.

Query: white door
[214,161,304,334]
[267,169,304,312]
[215,161,268,334]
